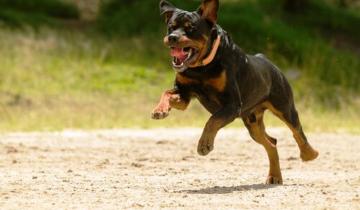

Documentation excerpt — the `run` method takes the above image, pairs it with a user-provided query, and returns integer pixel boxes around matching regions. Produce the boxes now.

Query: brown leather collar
[201,35,221,66]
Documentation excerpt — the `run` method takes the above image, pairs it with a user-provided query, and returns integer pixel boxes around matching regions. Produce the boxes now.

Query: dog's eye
[185,25,195,33]
[168,22,177,30]
[183,22,195,32]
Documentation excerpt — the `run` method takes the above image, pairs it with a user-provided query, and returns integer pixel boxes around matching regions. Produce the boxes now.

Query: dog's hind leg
[264,100,319,161]
[265,131,277,146]
[243,109,283,184]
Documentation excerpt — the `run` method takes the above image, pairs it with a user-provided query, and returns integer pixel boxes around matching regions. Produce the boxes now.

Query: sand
[0,128,359,209]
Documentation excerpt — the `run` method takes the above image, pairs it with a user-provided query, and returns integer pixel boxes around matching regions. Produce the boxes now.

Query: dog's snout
[168,34,180,44]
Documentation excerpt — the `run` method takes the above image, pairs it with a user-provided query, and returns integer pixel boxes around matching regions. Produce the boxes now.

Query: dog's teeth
[187,49,192,59]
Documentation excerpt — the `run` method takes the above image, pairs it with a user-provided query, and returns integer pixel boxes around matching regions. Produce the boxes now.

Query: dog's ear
[197,0,219,24]
[160,0,176,23]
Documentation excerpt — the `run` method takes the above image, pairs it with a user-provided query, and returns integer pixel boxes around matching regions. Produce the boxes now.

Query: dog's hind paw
[266,175,283,185]
[300,143,319,161]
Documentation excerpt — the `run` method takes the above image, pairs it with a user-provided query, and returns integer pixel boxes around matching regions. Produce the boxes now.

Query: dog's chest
[176,71,228,113]
[176,70,226,92]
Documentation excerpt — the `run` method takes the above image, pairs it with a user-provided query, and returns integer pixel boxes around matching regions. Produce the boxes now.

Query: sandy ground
[0,128,359,210]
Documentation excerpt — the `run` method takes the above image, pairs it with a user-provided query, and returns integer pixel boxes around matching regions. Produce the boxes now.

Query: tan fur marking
[262,101,305,147]
[188,36,209,68]
[201,34,209,43]
[204,70,226,92]
[184,21,192,29]
[245,109,282,184]
[261,101,319,161]
[176,73,198,85]
[169,94,189,110]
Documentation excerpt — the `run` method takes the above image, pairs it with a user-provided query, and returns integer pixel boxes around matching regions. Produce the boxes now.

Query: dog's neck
[200,34,221,66]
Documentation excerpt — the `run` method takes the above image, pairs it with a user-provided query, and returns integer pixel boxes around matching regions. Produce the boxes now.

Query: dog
[151,0,319,184]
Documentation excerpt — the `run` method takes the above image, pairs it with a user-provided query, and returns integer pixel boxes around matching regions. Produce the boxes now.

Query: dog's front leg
[197,105,238,156]
[151,88,190,120]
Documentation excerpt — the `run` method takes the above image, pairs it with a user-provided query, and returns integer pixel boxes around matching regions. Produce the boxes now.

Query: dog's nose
[168,34,180,44]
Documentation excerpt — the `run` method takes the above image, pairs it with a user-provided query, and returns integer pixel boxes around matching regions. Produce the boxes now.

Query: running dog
[152,0,319,184]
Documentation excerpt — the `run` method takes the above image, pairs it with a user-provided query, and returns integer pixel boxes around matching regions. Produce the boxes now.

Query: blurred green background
[0,0,359,132]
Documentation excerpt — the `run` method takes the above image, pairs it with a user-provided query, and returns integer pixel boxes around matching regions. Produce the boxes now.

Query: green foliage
[0,0,79,27]
[293,0,360,40]
[97,0,197,36]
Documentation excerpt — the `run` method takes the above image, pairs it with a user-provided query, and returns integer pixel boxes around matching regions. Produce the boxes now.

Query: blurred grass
[0,0,359,133]
[0,0,79,27]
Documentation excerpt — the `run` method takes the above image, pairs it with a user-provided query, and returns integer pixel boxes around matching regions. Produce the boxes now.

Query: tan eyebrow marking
[184,21,191,28]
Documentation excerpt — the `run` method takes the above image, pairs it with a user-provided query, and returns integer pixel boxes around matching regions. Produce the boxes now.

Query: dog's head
[160,0,219,72]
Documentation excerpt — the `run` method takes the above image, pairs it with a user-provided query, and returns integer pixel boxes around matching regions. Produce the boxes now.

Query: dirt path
[0,128,359,209]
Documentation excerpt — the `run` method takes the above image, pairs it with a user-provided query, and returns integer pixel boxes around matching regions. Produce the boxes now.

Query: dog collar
[199,35,221,66]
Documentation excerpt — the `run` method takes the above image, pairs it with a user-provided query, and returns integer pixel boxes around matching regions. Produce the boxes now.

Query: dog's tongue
[170,47,187,62]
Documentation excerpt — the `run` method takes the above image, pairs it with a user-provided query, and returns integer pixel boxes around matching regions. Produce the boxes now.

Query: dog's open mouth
[170,47,197,71]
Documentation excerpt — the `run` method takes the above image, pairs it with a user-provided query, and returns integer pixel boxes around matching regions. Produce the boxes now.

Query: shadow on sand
[176,183,282,194]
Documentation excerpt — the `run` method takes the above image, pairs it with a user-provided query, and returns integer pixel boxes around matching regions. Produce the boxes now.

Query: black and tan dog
[152,0,319,184]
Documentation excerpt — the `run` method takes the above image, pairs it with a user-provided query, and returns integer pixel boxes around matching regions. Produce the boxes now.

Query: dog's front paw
[151,106,170,120]
[197,140,214,156]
